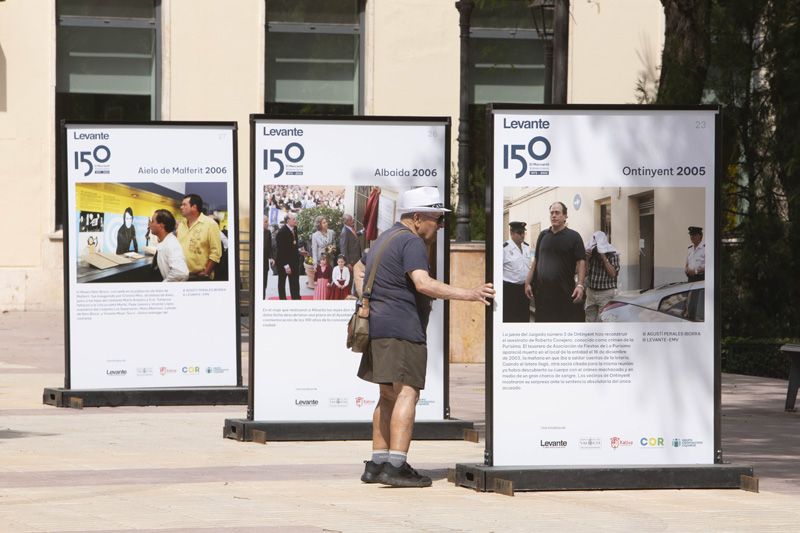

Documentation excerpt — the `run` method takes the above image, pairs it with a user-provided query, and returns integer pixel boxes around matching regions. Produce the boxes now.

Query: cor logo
[640,437,664,447]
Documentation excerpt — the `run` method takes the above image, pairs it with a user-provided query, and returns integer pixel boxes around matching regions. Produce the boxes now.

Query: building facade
[0,0,665,310]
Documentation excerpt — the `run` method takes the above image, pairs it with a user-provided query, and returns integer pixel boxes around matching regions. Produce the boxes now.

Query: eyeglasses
[417,213,445,226]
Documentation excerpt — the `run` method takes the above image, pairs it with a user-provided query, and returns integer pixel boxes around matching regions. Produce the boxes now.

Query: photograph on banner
[75,182,230,283]
[502,186,705,323]
[262,183,437,301]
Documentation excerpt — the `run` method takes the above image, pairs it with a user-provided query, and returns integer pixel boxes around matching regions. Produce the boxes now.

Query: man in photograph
[685,226,705,281]
[524,201,586,322]
[353,187,494,488]
[263,216,274,298]
[502,221,532,322]
[149,209,189,282]
[176,193,222,280]
[584,231,619,322]
[340,214,362,267]
[275,212,301,300]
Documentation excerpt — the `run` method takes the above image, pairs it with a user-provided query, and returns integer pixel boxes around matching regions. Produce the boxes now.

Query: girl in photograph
[116,207,138,255]
[314,253,332,300]
[329,255,351,300]
[311,215,336,266]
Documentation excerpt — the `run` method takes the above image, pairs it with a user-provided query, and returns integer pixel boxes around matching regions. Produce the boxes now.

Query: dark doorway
[638,196,654,290]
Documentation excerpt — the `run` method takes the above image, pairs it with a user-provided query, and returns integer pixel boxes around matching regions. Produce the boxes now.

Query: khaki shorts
[357,338,428,390]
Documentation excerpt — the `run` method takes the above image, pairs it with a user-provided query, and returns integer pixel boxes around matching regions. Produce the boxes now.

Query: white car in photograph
[599,281,705,323]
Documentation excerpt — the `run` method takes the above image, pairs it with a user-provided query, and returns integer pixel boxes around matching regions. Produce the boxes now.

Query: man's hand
[284,265,292,275]
[524,282,533,300]
[471,283,495,305]
[571,285,585,303]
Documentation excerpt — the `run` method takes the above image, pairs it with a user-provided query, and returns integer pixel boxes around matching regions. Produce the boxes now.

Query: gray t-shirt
[362,223,431,344]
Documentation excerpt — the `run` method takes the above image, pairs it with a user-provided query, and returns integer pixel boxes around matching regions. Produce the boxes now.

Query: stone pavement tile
[2,480,799,532]
[2,311,800,531]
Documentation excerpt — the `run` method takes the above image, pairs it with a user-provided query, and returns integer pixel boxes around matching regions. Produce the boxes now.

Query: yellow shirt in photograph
[176,213,222,277]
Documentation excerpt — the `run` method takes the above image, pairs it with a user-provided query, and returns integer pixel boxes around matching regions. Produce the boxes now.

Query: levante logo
[539,440,567,448]
[295,399,318,406]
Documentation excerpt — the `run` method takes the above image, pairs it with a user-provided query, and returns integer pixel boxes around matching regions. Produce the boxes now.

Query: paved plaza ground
[1,311,799,532]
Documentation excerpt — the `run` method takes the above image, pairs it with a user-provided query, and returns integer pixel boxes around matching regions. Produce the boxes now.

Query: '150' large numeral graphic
[503,136,551,178]
[74,145,111,176]
[263,142,305,178]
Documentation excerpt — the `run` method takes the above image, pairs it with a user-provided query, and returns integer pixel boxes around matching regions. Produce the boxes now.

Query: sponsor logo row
[294,396,437,409]
[104,366,230,377]
[538,436,704,450]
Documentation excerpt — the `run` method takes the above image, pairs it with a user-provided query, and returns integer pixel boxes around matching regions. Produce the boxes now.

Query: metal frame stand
[455,463,755,492]
[44,387,247,408]
[224,418,473,442]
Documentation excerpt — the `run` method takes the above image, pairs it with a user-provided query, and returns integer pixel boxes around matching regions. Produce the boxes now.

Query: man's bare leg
[372,383,397,450]
[361,384,397,483]
[377,382,431,486]
[389,382,420,453]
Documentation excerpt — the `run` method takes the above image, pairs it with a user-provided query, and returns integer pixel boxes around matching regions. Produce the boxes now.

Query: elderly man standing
[353,187,494,488]
[177,194,222,280]
[275,212,302,300]
[524,201,586,322]
[340,214,362,267]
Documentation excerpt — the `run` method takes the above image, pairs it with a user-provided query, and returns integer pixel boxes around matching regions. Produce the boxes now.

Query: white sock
[388,450,407,468]
[371,449,389,464]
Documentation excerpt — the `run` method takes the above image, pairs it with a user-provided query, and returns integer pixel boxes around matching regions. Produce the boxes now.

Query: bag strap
[362,227,411,300]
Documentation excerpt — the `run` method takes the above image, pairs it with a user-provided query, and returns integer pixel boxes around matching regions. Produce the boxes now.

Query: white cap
[397,186,451,214]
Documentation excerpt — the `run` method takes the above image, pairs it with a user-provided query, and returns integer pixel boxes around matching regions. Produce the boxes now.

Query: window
[658,291,690,319]
[265,0,363,116]
[469,2,548,106]
[55,0,159,227]
[462,1,550,239]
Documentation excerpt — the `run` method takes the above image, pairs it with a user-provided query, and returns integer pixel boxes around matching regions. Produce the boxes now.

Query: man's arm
[409,269,494,305]
[353,259,366,298]
[601,253,618,279]
[166,250,189,282]
[571,259,586,302]
[524,257,537,299]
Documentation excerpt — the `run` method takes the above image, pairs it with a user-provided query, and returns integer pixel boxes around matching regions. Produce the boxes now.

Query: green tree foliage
[699,0,800,338]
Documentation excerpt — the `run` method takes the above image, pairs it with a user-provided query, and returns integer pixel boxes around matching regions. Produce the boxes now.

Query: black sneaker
[377,461,432,488]
[360,460,383,483]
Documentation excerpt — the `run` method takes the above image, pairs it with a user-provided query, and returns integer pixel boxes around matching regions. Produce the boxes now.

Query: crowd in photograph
[264,185,346,225]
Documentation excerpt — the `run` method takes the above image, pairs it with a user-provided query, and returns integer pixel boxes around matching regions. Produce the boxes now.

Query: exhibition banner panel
[491,107,718,466]
[65,123,240,389]
[252,117,449,421]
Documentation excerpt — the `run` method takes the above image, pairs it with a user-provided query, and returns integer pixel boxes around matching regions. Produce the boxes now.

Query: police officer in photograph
[503,221,532,322]
[685,226,705,282]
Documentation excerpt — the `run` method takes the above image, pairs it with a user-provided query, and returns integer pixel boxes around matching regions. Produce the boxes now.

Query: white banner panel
[252,117,449,421]
[65,123,239,389]
[491,107,717,466]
